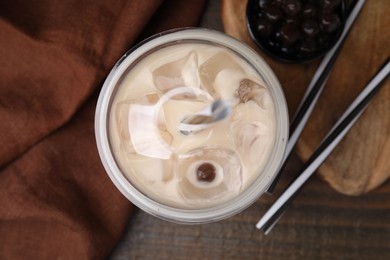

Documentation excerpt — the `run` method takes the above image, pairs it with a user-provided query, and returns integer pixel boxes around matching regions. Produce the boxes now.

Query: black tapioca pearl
[282,0,302,16]
[264,5,284,23]
[302,3,318,18]
[279,24,300,46]
[319,12,341,33]
[196,163,216,183]
[301,19,320,37]
[256,19,273,37]
[321,0,342,11]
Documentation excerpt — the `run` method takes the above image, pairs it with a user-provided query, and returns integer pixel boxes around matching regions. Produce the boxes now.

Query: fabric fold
[0,0,206,258]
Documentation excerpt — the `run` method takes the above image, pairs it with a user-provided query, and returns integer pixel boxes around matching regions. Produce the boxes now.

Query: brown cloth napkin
[0,0,206,258]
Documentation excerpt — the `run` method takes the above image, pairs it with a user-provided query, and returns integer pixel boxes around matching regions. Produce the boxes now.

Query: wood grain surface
[222,0,390,195]
[109,2,390,259]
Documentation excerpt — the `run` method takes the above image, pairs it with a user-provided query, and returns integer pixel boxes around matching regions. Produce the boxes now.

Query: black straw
[257,56,390,233]
[266,0,364,193]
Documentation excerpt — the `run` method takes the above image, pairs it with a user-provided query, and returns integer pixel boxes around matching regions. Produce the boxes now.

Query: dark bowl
[246,0,346,63]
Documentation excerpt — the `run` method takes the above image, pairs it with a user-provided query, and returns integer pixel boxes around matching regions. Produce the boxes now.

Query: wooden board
[221,0,390,195]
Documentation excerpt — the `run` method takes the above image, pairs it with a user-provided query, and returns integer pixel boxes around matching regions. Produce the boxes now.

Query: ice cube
[115,93,160,141]
[128,103,173,159]
[115,91,177,159]
[123,152,174,183]
[213,69,242,105]
[116,100,132,141]
[231,121,270,165]
[231,100,273,127]
[115,93,168,157]
[230,101,274,170]
[152,51,200,92]
[177,146,242,206]
[199,51,245,96]
[235,79,269,109]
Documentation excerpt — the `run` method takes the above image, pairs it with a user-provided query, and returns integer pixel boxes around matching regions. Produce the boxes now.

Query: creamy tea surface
[108,42,276,208]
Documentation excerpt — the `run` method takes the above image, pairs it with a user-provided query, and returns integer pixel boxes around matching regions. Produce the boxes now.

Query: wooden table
[109,1,390,259]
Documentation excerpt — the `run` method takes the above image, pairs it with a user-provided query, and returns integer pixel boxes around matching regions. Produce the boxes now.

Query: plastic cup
[95,28,289,223]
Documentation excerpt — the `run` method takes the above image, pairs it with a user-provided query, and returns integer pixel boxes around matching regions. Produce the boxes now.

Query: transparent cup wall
[95,28,289,223]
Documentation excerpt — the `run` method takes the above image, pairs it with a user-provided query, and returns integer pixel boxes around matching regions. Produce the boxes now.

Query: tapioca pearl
[299,39,318,53]
[319,12,341,33]
[265,5,284,24]
[274,0,284,6]
[318,33,331,47]
[301,19,320,38]
[282,0,302,17]
[302,3,319,18]
[196,162,216,182]
[279,24,300,46]
[258,0,269,9]
[285,17,299,28]
[256,18,273,38]
[186,160,223,189]
[321,0,341,11]
[280,45,294,55]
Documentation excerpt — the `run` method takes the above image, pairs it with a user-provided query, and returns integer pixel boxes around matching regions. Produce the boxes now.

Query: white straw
[257,59,390,232]
[266,0,366,194]
[257,113,360,231]
[285,0,366,162]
